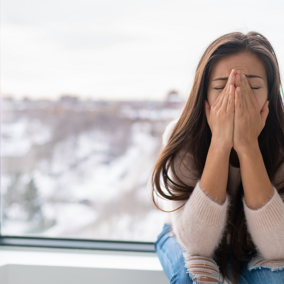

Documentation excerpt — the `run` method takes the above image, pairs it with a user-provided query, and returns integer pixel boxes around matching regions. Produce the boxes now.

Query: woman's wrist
[210,136,232,155]
[235,141,260,162]
[200,137,231,205]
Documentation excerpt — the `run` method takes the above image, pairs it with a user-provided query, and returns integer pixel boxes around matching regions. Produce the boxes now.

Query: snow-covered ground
[1,117,52,157]
[121,107,182,120]
[1,116,174,242]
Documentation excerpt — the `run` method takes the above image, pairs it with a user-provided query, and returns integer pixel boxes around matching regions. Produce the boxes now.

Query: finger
[227,85,235,114]
[217,69,236,111]
[235,71,241,89]
[241,73,259,111]
[238,72,249,113]
[214,91,226,110]
[235,71,248,112]
[210,84,225,108]
[220,87,229,111]
[214,69,236,110]
[227,69,237,87]
[224,69,236,93]
[235,86,243,117]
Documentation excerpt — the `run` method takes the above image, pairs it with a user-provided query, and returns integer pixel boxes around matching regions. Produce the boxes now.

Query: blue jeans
[154,223,284,284]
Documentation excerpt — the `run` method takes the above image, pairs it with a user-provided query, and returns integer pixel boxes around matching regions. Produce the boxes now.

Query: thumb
[260,100,269,123]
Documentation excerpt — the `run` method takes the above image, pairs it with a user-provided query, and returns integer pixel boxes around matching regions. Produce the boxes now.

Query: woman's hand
[205,69,236,152]
[233,70,269,154]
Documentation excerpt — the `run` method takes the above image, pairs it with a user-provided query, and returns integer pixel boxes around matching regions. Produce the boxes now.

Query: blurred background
[1,0,284,241]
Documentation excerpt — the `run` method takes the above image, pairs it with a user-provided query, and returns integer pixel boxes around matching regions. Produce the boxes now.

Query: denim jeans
[154,223,284,284]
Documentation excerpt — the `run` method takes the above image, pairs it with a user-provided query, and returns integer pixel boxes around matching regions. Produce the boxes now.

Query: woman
[151,31,284,284]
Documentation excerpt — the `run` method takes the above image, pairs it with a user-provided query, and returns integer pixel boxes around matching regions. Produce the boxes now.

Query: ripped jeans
[154,223,284,284]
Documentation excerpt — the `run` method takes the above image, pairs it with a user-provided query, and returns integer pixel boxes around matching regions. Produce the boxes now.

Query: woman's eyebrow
[212,74,263,81]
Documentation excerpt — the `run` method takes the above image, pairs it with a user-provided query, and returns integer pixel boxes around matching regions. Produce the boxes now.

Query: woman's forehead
[209,51,267,82]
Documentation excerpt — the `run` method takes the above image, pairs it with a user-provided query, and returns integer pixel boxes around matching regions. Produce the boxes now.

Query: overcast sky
[1,0,284,101]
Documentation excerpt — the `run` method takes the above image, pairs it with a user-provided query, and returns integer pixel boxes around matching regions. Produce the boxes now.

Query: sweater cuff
[243,186,284,231]
[188,180,230,226]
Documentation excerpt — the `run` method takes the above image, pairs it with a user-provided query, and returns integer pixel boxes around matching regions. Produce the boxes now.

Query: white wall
[2,265,168,284]
[0,246,168,284]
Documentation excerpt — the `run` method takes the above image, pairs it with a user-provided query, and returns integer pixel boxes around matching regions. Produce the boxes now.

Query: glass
[1,0,284,242]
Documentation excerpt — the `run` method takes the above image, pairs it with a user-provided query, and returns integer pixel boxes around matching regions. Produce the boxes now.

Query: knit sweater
[161,118,284,260]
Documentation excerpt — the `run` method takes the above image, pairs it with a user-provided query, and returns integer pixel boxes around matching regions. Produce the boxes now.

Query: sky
[1,0,284,101]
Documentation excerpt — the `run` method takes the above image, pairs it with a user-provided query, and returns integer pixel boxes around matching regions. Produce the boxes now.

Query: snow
[121,107,183,120]
[1,220,31,236]
[1,117,52,157]
[39,202,99,237]
[1,109,175,241]
[31,122,160,204]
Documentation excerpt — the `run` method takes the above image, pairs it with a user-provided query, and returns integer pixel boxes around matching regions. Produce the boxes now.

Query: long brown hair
[151,31,284,284]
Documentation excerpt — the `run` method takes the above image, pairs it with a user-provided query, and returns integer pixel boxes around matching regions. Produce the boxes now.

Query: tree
[2,172,22,221]
[22,177,44,224]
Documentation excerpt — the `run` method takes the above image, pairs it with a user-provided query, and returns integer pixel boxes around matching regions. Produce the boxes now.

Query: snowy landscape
[1,94,184,242]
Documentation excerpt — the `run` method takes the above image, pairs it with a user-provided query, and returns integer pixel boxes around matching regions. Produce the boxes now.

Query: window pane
[1,0,284,241]
[1,96,183,241]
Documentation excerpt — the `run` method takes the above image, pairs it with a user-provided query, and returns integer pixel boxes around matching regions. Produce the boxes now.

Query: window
[1,0,284,249]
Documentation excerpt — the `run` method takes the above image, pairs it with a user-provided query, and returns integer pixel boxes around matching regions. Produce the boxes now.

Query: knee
[182,252,220,283]
[248,254,284,272]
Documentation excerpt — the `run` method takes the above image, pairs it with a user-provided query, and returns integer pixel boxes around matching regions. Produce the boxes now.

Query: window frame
[0,235,155,252]
[0,174,156,253]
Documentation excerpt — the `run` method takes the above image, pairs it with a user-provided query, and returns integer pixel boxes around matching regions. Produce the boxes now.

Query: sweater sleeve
[242,162,284,260]
[162,119,231,258]
[169,154,231,258]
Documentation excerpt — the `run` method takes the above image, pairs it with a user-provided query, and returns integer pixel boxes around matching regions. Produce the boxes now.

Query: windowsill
[0,246,168,284]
